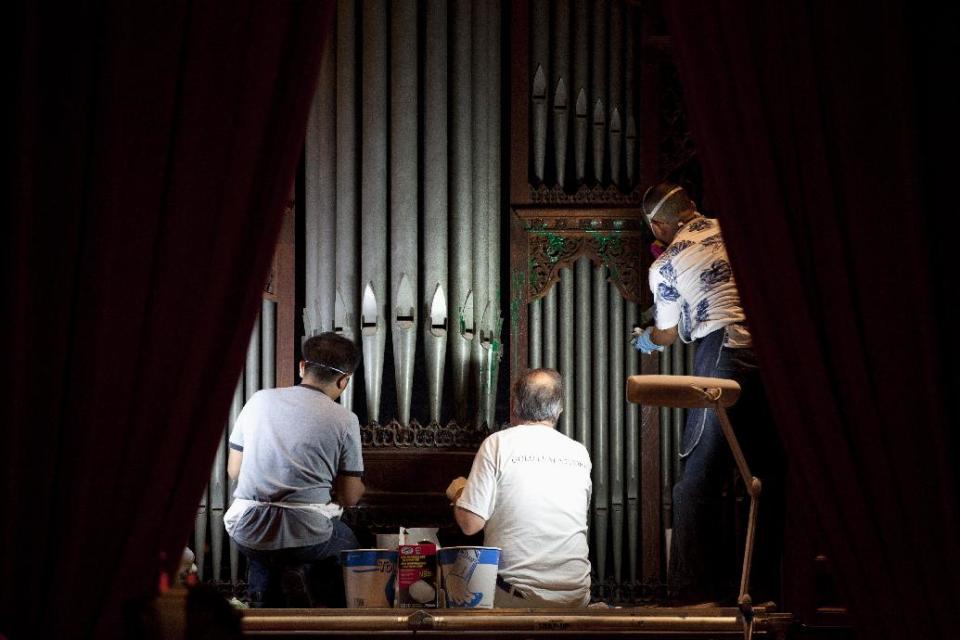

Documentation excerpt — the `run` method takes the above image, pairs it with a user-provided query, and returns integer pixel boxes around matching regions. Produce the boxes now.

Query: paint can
[437,546,501,608]
[340,549,397,608]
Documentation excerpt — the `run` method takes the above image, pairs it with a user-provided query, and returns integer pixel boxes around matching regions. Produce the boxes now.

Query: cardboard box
[396,543,438,608]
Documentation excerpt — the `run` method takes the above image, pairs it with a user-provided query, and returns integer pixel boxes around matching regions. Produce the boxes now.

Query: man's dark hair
[642,182,696,225]
[302,332,360,383]
[512,368,563,424]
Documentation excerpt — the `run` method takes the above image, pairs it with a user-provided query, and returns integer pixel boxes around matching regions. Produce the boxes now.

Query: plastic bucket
[340,549,397,608]
[437,546,501,608]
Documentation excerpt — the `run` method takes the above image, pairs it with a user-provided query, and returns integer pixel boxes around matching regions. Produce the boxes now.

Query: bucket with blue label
[437,546,501,608]
[340,548,397,608]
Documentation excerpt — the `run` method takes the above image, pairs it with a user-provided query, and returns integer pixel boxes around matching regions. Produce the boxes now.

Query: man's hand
[446,476,467,503]
[632,326,665,354]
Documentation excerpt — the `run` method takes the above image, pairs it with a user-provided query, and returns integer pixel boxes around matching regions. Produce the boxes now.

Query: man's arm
[227,449,243,481]
[651,324,679,347]
[454,506,486,535]
[333,474,365,507]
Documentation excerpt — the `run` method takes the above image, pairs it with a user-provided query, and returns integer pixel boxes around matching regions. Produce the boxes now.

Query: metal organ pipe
[592,264,609,582]
[305,29,337,336]
[424,0,448,425]
[450,0,474,425]
[361,0,388,423]
[609,287,625,585]
[559,267,575,439]
[335,0,358,411]
[391,0,418,427]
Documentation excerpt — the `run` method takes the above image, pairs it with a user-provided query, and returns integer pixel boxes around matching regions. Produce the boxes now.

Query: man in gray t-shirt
[225,332,364,607]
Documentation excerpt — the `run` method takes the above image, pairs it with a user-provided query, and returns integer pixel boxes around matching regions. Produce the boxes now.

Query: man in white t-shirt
[447,369,592,607]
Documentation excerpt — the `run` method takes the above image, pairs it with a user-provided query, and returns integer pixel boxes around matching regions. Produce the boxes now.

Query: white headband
[643,186,684,224]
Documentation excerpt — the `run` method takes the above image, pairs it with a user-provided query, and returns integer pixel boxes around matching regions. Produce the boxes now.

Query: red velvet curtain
[2,1,333,637]
[664,1,959,637]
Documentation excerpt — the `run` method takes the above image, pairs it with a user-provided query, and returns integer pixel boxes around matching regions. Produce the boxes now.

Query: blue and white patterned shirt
[649,215,751,347]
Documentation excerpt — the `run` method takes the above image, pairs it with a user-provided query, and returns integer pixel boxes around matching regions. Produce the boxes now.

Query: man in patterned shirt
[632,183,785,607]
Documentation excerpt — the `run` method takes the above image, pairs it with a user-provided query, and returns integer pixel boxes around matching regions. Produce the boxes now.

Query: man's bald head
[512,368,564,426]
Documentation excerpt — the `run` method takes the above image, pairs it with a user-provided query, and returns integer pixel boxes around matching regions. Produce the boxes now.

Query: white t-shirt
[648,215,751,347]
[457,424,592,606]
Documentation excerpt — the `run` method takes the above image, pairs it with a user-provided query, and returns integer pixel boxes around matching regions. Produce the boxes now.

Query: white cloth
[456,424,592,607]
[648,215,751,347]
[224,499,344,539]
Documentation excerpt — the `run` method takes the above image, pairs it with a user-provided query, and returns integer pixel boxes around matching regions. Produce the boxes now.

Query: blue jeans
[668,328,785,603]
[239,518,358,607]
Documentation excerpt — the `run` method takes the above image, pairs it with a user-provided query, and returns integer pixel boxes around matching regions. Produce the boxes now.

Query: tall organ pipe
[424,0,449,425]
[608,0,624,187]
[573,0,589,183]
[552,0,570,187]
[487,0,502,422]
[609,288,625,584]
[528,297,542,369]
[450,0,474,425]
[391,0,418,426]
[660,346,672,559]
[194,488,208,581]
[543,285,558,370]
[671,343,684,486]
[592,264,609,581]
[530,0,549,182]
[335,0,359,411]
[559,267,575,438]
[305,29,337,335]
[227,378,242,584]
[262,299,276,390]
[574,257,591,447]
[625,3,638,187]
[472,0,491,422]
[361,0,388,423]
[591,0,608,183]
[624,301,640,583]
[209,428,226,582]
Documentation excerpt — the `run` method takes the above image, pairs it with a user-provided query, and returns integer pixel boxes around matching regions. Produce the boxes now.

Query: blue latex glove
[631,326,664,354]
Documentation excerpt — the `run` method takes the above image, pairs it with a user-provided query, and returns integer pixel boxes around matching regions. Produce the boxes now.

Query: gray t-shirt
[227,385,363,550]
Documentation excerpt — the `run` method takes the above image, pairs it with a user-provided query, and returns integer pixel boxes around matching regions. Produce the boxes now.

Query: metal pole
[450,0,474,424]
[574,257,591,448]
[559,267,575,438]
[624,301,640,584]
[305,29,337,336]
[424,0,449,426]
[573,0,589,183]
[361,0,388,423]
[336,0,359,411]
[592,263,609,582]
[391,0,418,427]
[591,0,609,184]
[552,0,570,187]
[531,0,549,182]
[609,287,624,586]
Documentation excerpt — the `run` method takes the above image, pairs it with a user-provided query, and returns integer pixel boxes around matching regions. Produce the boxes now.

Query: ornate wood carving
[515,207,647,305]
[529,184,645,205]
[359,420,506,450]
